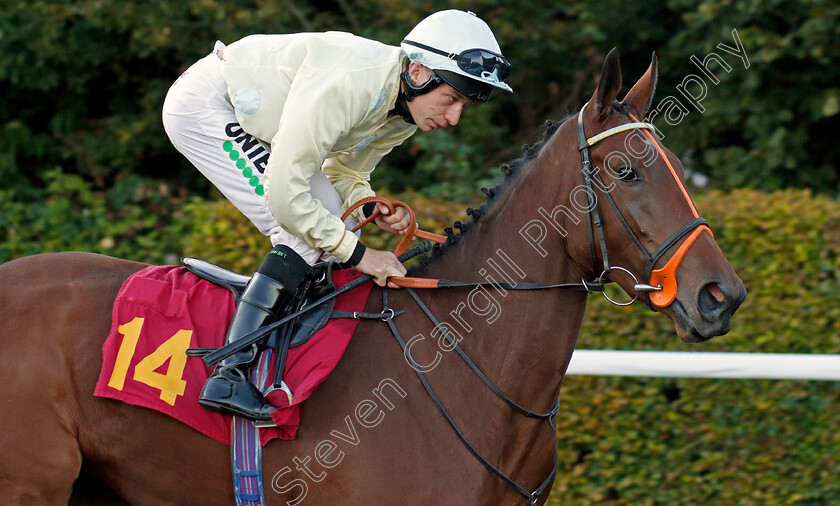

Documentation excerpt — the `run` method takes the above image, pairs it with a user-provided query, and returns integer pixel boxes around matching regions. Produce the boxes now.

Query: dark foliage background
[2,0,838,218]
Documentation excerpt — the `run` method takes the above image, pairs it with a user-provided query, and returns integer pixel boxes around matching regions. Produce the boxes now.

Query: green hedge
[550,188,840,505]
[0,169,185,264]
[2,181,839,503]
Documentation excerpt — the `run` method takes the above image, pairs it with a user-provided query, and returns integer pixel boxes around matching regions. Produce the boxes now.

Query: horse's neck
[413,155,588,413]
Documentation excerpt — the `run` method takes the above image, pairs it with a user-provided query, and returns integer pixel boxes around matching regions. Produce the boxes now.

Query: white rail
[566,350,840,381]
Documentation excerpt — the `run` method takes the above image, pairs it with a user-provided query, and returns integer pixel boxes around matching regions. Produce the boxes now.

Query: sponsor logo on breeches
[223,122,270,196]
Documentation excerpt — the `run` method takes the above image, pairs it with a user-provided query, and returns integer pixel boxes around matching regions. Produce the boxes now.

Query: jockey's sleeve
[321,155,377,225]
[322,122,415,224]
[264,70,364,263]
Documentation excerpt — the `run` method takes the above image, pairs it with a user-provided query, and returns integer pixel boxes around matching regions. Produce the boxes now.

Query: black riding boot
[199,245,309,422]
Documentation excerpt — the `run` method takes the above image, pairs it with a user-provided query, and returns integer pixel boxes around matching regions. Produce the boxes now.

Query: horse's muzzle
[668,278,746,342]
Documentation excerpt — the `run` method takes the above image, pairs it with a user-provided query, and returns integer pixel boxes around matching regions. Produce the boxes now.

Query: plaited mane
[412,116,571,270]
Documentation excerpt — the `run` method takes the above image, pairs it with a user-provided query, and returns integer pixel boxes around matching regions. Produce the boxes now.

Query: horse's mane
[412,114,573,271]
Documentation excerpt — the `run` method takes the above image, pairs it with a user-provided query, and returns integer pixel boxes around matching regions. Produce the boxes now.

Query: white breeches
[162,41,358,265]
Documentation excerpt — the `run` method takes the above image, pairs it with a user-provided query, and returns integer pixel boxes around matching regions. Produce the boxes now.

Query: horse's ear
[623,51,658,118]
[587,48,622,121]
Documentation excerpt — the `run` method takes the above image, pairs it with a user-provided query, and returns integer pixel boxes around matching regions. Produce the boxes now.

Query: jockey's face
[405,62,474,132]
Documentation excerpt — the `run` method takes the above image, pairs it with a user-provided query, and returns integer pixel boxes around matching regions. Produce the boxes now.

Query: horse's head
[560,49,746,342]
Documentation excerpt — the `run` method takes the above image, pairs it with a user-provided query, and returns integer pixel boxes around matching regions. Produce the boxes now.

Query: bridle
[576,101,713,309]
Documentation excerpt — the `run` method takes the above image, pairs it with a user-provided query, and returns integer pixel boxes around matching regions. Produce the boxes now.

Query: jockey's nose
[444,104,463,126]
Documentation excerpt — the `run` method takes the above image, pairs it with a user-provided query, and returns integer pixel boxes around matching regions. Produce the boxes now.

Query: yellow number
[133,329,192,406]
[107,317,193,407]
[108,317,144,391]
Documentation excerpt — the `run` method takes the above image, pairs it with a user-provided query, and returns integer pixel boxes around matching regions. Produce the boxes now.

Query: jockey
[161,10,512,423]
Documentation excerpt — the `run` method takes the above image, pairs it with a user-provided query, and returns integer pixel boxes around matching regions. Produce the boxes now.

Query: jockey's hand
[354,247,407,288]
[373,204,410,236]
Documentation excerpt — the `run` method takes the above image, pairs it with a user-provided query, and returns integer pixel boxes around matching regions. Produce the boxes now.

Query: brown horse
[0,49,745,505]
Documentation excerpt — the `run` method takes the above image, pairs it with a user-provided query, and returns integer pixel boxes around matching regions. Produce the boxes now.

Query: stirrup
[265,380,294,406]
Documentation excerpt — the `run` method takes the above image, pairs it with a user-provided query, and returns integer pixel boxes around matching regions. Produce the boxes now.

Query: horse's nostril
[707,283,725,304]
[698,282,727,319]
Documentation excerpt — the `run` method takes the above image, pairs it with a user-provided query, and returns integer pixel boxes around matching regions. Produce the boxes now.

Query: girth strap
[330,309,406,320]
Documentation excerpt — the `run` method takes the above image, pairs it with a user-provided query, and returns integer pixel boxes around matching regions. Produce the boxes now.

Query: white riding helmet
[401,10,512,102]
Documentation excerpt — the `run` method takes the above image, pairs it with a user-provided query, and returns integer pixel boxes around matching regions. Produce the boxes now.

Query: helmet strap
[401,67,442,101]
[392,91,414,124]
[392,66,442,124]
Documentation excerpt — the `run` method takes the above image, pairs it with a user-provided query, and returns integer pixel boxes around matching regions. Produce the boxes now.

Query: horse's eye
[617,166,639,182]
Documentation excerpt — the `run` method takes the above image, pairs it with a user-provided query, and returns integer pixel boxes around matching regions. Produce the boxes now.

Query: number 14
[107,317,193,406]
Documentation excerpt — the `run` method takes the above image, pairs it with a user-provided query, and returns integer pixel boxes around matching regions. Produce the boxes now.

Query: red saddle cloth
[94,265,373,444]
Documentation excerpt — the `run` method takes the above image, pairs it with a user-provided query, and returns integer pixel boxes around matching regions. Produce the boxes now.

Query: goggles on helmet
[401,40,511,83]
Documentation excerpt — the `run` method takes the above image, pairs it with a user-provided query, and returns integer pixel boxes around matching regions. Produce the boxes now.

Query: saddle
[182,257,336,349]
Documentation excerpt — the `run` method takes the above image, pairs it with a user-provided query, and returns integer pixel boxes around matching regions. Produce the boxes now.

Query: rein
[193,242,434,366]
[388,276,604,292]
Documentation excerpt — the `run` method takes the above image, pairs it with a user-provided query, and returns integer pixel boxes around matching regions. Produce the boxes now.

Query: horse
[0,49,745,505]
